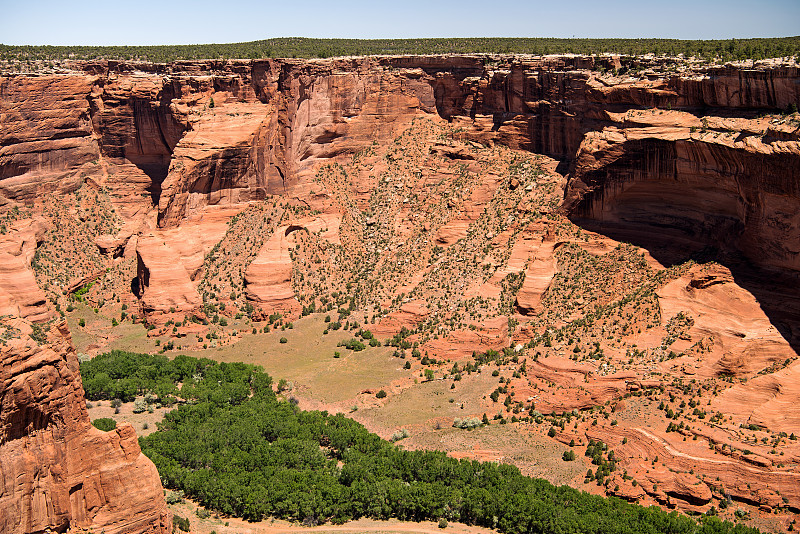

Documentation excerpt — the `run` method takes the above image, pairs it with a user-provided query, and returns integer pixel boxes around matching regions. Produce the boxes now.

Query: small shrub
[338,338,366,351]
[165,490,184,504]
[279,337,288,344]
[376,389,387,399]
[173,514,190,532]
[453,417,482,429]
[438,518,448,529]
[92,418,117,432]
[133,398,148,414]
[391,429,410,442]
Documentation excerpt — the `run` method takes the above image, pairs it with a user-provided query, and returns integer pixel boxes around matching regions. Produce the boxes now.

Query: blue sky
[1,0,798,45]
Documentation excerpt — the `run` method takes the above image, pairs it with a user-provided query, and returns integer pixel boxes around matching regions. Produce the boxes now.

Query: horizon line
[3,35,800,48]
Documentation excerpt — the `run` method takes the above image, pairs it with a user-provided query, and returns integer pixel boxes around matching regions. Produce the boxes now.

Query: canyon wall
[1,55,799,526]
[0,320,170,534]
[4,58,798,265]
[2,54,799,332]
[433,59,800,274]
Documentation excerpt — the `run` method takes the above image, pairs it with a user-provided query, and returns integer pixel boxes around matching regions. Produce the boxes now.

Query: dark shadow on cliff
[128,154,169,206]
[570,217,800,356]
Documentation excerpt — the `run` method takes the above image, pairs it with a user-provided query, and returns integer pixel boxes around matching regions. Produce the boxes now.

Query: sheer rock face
[2,58,798,321]
[0,218,51,322]
[563,115,800,274]
[0,321,170,534]
[135,233,203,314]
[244,225,303,318]
[0,76,98,202]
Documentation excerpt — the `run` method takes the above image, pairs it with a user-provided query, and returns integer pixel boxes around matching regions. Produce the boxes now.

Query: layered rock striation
[0,320,170,534]
[3,57,798,323]
[1,55,799,520]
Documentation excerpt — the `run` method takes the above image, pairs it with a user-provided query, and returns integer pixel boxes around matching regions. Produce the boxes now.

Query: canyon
[1,54,799,532]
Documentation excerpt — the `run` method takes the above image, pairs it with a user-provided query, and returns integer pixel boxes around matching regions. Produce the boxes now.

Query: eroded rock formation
[3,57,798,327]
[1,55,799,524]
[0,320,170,533]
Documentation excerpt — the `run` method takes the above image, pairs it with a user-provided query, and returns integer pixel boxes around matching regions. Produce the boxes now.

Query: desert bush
[173,515,190,532]
[165,490,184,504]
[452,417,482,429]
[338,338,365,351]
[91,418,116,432]
[132,398,148,414]
[390,429,410,442]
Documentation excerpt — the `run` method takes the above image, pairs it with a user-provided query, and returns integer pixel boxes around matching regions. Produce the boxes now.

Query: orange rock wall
[3,56,799,330]
[0,322,170,534]
[1,56,799,528]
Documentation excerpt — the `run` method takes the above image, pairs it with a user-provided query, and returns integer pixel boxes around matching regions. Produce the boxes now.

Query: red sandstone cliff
[1,56,799,521]
[0,319,170,534]
[2,55,798,340]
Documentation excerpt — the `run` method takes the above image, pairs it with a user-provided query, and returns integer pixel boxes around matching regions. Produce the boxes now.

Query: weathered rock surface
[0,320,170,533]
[565,114,800,274]
[244,225,302,318]
[371,300,429,338]
[1,56,799,522]
[0,76,98,203]
[713,360,800,434]
[0,218,51,322]
[136,233,202,315]
[592,425,800,512]
[3,57,798,329]
[656,263,795,378]
[515,238,558,314]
